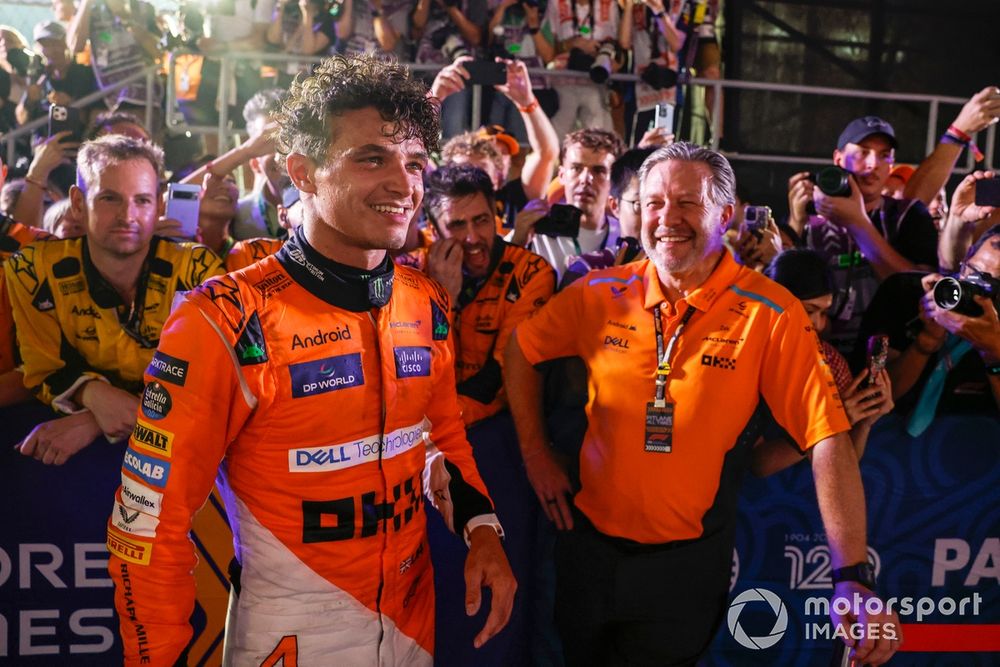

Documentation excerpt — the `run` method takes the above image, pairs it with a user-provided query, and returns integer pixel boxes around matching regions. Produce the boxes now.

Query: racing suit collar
[276,226,395,312]
[457,235,506,310]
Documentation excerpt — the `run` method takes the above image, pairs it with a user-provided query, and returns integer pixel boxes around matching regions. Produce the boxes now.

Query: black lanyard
[570,0,596,36]
[652,304,695,407]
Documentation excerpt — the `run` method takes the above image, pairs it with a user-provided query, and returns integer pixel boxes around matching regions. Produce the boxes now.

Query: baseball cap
[476,124,520,157]
[836,116,898,151]
[33,21,66,43]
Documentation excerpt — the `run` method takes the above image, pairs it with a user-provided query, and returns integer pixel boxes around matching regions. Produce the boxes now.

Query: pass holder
[647,305,696,454]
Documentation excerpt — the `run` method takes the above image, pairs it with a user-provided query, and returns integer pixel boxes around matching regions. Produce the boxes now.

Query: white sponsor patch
[289,421,427,473]
[120,474,164,517]
[112,497,160,538]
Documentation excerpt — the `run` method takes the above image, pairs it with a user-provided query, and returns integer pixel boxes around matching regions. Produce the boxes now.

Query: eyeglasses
[620,198,641,213]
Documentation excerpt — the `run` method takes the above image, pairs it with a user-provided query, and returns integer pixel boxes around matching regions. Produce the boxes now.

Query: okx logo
[727,588,788,650]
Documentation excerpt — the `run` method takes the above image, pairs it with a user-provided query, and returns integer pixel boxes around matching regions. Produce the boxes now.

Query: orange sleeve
[422,285,495,532]
[760,301,851,451]
[108,287,254,666]
[494,255,556,372]
[512,277,586,366]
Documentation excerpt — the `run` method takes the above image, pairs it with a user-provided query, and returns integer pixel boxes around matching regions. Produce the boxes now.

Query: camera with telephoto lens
[805,165,852,215]
[932,272,1000,318]
[641,62,678,90]
[437,32,470,62]
[589,41,617,83]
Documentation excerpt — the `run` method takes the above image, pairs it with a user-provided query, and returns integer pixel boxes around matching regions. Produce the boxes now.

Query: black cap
[765,249,833,301]
[836,116,897,150]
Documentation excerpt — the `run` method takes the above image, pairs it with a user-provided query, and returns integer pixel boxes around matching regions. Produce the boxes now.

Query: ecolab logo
[291,325,352,350]
[289,353,365,398]
[122,447,171,488]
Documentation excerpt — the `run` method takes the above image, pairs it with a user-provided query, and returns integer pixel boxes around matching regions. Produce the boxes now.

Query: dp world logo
[727,588,788,650]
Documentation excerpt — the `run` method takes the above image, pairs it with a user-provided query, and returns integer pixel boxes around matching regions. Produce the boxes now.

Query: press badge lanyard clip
[646,304,695,454]
[653,304,695,407]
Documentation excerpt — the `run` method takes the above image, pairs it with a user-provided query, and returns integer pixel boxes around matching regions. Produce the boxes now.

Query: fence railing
[2,52,992,176]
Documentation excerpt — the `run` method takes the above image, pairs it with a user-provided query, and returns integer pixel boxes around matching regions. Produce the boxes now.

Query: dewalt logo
[131,419,174,456]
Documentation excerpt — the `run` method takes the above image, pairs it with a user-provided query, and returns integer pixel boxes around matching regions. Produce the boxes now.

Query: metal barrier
[163,50,993,172]
[0,66,158,165]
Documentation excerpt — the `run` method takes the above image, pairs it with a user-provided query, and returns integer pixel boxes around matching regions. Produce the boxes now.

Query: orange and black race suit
[107,228,498,666]
[226,236,285,272]
[4,235,223,410]
[1,216,51,374]
[454,238,555,425]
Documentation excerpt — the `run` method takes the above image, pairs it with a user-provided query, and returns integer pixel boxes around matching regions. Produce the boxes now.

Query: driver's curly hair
[275,54,441,163]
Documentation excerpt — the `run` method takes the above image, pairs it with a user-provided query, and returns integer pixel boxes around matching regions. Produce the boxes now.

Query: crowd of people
[1,2,999,667]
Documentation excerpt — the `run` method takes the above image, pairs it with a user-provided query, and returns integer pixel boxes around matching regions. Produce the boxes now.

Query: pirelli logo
[107,527,153,565]
[131,419,174,456]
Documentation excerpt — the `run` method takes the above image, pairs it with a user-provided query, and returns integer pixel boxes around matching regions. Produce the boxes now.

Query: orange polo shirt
[515,253,849,544]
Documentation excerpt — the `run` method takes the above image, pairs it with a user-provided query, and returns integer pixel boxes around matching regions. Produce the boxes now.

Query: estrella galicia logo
[235,311,268,366]
[727,588,788,650]
[122,447,171,488]
[147,351,189,387]
[430,299,449,340]
[141,382,172,420]
[394,346,431,378]
[289,353,364,398]
[702,354,737,371]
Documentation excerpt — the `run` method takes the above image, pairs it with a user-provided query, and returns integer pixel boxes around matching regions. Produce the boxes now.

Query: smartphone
[742,205,771,236]
[861,334,889,389]
[165,183,202,239]
[974,177,1000,207]
[654,103,675,131]
[48,105,84,143]
[534,203,582,238]
[464,60,507,87]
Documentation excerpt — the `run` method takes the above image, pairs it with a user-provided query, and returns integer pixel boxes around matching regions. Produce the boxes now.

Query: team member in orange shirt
[106,55,515,667]
[505,143,901,666]
[425,164,555,426]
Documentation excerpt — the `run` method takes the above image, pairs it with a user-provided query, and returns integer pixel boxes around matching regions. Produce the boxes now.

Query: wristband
[831,562,877,591]
[947,124,972,142]
[943,125,985,162]
[527,26,540,35]
[653,10,665,18]
[517,98,539,114]
[24,177,47,190]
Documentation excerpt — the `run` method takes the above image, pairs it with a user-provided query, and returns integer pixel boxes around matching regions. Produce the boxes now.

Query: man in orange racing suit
[107,54,517,667]
[425,164,555,426]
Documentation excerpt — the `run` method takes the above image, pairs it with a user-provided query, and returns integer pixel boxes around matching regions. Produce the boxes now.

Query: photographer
[485,0,555,140]
[413,0,488,138]
[333,0,411,58]
[938,170,1000,273]
[856,225,1000,434]
[542,0,628,138]
[622,0,684,144]
[266,0,336,86]
[786,115,937,356]
[66,0,162,117]
[14,21,97,128]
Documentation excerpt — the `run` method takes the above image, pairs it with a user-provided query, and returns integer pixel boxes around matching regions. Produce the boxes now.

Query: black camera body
[805,165,852,215]
[535,204,583,238]
[641,62,678,90]
[933,273,1000,318]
